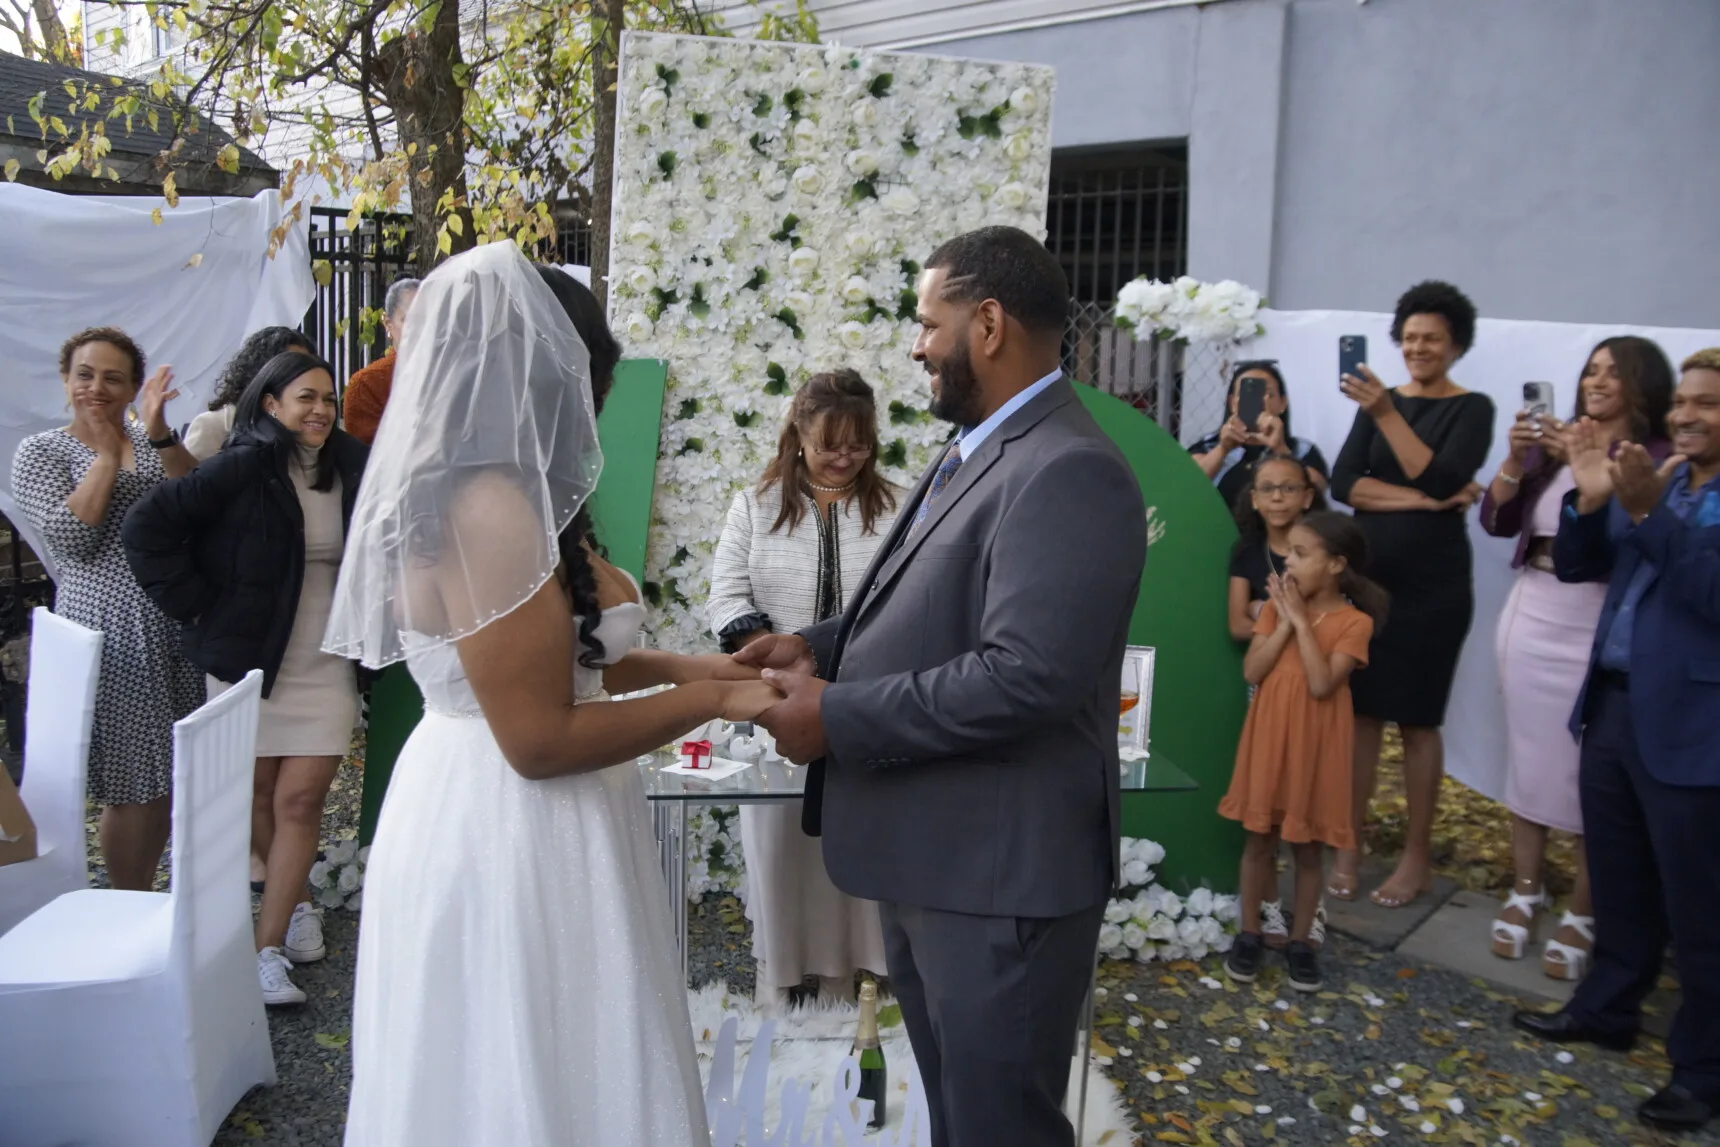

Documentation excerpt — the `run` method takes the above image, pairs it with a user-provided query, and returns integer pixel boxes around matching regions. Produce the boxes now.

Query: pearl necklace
[804,478,856,494]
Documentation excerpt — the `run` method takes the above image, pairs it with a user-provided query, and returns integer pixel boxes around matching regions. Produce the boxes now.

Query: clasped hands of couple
[705,634,828,763]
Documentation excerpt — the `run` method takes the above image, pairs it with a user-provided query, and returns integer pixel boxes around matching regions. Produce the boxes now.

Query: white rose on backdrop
[784,290,815,315]
[1008,86,1041,115]
[882,188,920,217]
[851,101,880,129]
[1184,941,1209,961]
[1196,916,1225,946]
[1129,897,1155,928]
[638,85,669,121]
[308,861,332,889]
[1098,922,1124,952]
[761,174,790,200]
[791,165,826,196]
[792,120,821,154]
[994,182,1032,211]
[357,845,371,866]
[1120,923,1148,951]
[1211,894,1240,923]
[1212,930,1235,954]
[625,264,658,294]
[1103,899,1132,926]
[338,866,362,894]
[1004,133,1034,162]
[1133,942,1159,964]
[798,65,828,94]
[1120,858,1151,888]
[622,312,656,344]
[788,246,821,278]
[1176,916,1204,945]
[1185,887,1215,918]
[1159,941,1188,962]
[836,321,870,350]
[840,275,873,306]
[844,230,878,261]
[845,148,881,177]
[316,886,345,910]
[327,840,358,866]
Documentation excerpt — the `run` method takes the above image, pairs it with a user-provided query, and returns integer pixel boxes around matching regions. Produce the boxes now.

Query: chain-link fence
[1063,301,1239,446]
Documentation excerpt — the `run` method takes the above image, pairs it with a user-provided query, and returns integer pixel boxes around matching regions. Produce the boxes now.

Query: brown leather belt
[1525,537,1556,573]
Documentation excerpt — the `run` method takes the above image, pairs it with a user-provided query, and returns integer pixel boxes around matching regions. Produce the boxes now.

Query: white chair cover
[0,609,101,937]
[0,670,273,1147]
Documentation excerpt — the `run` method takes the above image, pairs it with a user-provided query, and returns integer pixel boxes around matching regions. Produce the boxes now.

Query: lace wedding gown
[343,596,708,1146]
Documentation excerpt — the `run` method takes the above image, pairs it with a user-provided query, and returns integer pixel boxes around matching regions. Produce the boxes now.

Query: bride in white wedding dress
[325,243,778,1146]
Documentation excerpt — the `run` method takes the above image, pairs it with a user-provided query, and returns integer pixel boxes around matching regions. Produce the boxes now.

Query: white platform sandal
[1491,888,1546,960]
[1543,913,1595,981]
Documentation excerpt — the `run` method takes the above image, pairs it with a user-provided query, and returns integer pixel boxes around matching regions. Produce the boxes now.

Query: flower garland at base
[308,837,368,911]
[1100,837,1239,963]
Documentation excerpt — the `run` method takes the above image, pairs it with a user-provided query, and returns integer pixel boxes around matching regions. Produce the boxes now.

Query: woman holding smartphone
[1189,361,1330,510]
[1329,281,1494,909]
[1479,337,1674,978]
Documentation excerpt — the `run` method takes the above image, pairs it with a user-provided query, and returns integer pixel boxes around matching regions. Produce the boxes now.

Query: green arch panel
[1075,384,1247,891]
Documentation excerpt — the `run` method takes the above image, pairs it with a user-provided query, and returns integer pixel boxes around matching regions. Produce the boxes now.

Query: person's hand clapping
[137,365,179,439]
[1610,441,1686,525]
[1565,417,1616,514]
[1340,363,1394,419]
[85,413,129,460]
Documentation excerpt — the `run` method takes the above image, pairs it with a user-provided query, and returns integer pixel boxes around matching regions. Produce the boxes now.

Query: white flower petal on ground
[1350,1106,1367,1123]
[1447,1099,1464,1114]
[1554,1050,1574,1064]
[1419,1122,1436,1135]
[1401,1098,1419,1112]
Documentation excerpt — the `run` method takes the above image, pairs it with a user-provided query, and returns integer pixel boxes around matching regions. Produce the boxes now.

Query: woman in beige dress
[708,370,899,1007]
[124,351,368,1006]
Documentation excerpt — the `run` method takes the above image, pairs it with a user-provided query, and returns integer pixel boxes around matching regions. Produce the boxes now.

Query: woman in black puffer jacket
[123,350,367,1007]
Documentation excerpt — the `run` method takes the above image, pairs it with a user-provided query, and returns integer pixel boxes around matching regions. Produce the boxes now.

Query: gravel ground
[68,749,1716,1147]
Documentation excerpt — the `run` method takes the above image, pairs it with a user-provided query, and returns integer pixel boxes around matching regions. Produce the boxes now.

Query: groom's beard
[926,341,986,427]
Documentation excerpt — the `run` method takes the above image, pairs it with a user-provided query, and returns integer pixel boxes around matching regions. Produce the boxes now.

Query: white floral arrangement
[609,32,1055,652]
[1114,276,1266,347]
[308,837,368,911]
[686,806,748,904]
[1099,837,1238,963]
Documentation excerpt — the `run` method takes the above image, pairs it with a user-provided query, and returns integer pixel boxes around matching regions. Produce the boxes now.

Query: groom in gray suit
[742,226,1146,1147]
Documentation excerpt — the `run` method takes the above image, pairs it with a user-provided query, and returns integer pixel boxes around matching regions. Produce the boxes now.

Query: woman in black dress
[1329,282,1495,908]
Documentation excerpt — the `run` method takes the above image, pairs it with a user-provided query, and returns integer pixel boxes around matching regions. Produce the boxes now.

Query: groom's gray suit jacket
[801,376,1147,920]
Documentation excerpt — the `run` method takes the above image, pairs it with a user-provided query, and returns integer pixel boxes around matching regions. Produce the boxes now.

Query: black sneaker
[1286,941,1322,992]
[1225,931,1266,983]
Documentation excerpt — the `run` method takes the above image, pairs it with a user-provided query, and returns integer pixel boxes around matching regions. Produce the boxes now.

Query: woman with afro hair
[1329,281,1495,908]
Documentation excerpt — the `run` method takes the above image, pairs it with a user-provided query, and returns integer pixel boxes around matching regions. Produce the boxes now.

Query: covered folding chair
[0,670,274,1147]
[0,609,101,937]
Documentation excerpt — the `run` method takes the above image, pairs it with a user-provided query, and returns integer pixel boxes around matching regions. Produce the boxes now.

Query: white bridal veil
[323,242,604,669]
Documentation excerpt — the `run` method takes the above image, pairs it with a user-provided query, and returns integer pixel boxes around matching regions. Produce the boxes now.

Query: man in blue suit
[1513,349,1720,1133]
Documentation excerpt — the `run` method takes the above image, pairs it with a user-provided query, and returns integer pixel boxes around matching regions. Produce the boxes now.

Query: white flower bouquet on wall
[609,32,1056,652]
[1114,276,1266,346]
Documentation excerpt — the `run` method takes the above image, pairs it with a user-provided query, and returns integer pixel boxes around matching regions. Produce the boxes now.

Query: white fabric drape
[1246,308,1720,801]
[0,184,314,577]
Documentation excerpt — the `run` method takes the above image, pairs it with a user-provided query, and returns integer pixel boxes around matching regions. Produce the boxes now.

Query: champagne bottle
[853,979,887,1130]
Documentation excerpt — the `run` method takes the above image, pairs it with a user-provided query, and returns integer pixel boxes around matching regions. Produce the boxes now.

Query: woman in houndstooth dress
[10,328,204,890]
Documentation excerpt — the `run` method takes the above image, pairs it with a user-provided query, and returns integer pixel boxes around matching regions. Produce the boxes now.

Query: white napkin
[660,754,753,782]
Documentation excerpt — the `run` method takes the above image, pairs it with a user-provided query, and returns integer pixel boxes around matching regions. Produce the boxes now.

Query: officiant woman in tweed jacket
[707,369,900,1010]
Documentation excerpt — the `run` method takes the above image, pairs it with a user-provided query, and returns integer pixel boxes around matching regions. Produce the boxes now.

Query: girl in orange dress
[1220,512,1386,992]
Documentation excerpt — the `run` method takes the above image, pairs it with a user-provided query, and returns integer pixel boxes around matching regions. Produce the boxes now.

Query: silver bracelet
[1496,471,1521,487]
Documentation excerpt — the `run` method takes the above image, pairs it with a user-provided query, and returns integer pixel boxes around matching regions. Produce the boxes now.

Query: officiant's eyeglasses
[808,444,873,460]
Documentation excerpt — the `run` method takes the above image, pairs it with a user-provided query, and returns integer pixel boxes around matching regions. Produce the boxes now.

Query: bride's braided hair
[535,268,621,669]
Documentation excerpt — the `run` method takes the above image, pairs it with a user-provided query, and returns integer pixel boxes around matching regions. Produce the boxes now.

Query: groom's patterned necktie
[906,440,964,540]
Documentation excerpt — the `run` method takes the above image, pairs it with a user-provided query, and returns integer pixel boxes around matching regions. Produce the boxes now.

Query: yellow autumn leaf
[216,143,241,174]
[311,260,334,287]
[446,213,464,237]
[183,252,203,269]
[2,159,18,182]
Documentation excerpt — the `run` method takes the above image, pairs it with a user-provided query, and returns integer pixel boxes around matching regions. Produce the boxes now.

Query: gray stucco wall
[923,0,1720,330]
[1272,0,1720,329]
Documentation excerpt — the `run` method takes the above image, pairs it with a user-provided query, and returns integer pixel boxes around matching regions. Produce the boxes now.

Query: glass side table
[639,749,1199,1143]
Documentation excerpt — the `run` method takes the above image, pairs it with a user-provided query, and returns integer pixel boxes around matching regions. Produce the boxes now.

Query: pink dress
[1494,467,1607,833]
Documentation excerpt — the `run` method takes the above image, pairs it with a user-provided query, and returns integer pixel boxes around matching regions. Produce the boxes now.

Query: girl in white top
[708,369,901,1008]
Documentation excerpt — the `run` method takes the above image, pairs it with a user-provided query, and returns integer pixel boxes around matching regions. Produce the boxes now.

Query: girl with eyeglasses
[707,369,900,1011]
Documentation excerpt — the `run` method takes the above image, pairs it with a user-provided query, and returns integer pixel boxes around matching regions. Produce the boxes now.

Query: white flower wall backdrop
[609,32,1056,651]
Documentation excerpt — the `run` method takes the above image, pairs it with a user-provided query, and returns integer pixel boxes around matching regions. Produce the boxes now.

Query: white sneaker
[258,946,306,1006]
[282,902,325,963]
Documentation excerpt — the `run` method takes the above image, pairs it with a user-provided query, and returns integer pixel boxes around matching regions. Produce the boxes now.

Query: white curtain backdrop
[1246,309,1720,800]
[0,184,314,576]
